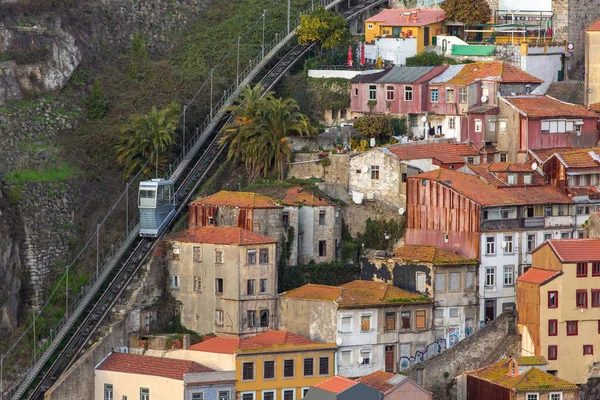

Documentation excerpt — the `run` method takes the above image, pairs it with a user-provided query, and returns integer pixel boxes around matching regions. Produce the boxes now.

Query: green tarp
[451,45,496,56]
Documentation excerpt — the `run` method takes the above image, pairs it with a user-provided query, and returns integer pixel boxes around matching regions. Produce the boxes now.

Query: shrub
[87,79,108,120]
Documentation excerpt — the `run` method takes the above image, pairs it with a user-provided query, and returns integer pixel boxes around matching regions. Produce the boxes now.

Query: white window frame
[282,388,296,400]
[140,388,150,400]
[218,391,230,400]
[503,235,514,254]
[475,119,482,133]
[503,265,514,286]
[359,348,372,366]
[340,349,352,367]
[171,274,180,290]
[261,390,276,400]
[193,276,202,292]
[191,392,205,400]
[486,236,496,255]
[215,309,224,326]
[549,393,562,400]
[340,315,353,333]
[486,267,495,287]
[448,117,456,129]
[240,392,256,400]
[369,85,376,100]
[301,387,310,399]
[499,120,507,133]
[367,23,374,29]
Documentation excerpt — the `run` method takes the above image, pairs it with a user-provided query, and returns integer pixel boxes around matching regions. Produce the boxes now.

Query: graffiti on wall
[398,339,447,370]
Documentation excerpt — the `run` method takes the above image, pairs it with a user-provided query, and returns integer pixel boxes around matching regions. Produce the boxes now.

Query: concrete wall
[95,369,184,400]
[142,349,236,371]
[342,200,403,238]
[287,153,350,189]
[277,298,339,343]
[364,37,418,65]
[521,53,563,94]
[307,70,365,79]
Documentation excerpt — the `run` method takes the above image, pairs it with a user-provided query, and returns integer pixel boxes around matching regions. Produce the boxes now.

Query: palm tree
[116,101,181,179]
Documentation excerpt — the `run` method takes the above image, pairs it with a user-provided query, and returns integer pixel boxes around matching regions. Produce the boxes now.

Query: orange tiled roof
[516,268,561,285]
[470,358,578,391]
[545,147,600,169]
[587,18,600,31]
[502,95,599,118]
[413,168,572,206]
[446,62,542,86]
[467,162,545,187]
[529,147,577,163]
[189,330,318,354]
[96,352,213,380]
[282,187,334,206]
[281,281,431,307]
[314,376,358,394]
[166,226,278,245]
[543,239,600,263]
[590,102,600,112]
[385,141,479,164]
[568,186,600,197]
[191,191,280,209]
[358,370,396,392]
[365,8,446,27]
[393,245,477,265]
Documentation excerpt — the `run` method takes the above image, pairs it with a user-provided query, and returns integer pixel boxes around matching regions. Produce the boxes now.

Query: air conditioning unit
[115,346,129,354]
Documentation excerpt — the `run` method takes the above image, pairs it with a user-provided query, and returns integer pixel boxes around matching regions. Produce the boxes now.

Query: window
[193,276,202,292]
[215,278,224,294]
[545,233,553,242]
[449,308,459,317]
[548,345,557,360]
[283,359,295,377]
[386,86,394,101]
[319,210,326,226]
[367,23,373,29]
[192,393,204,400]
[446,89,454,102]
[503,235,513,253]
[527,234,536,252]
[448,117,456,129]
[283,390,294,400]
[507,174,515,184]
[318,240,327,257]
[431,89,439,102]
[319,357,329,375]
[577,262,588,277]
[401,311,411,329]
[242,362,254,381]
[282,211,290,226]
[385,312,396,331]
[193,246,202,262]
[303,358,314,376]
[171,245,180,260]
[140,388,150,400]
[503,265,514,286]
[475,119,482,133]
[208,217,214,226]
[593,290,600,307]
[416,271,426,292]
[248,310,256,327]
[247,249,257,265]
[500,153,507,162]
[584,345,594,355]
[449,272,460,291]
[215,250,223,264]
[262,392,274,400]
[353,87,358,97]
[215,309,224,326]
[549,394,562,400]
[548,319,557,336]
[218,392,230,400]
[302,388,310,398]
[500,120,507,133]
[260,309,269,327]
[465,271,475,290]
[458,87,466,103]
[341,316,352,333]
[371,165,380,180]
[361,315,371,332]
[594,262,600,276]
[561,232,570,239]
[567,320,578,336]
[405,86,413,101]
[341,350,351,366]
[548,291,558,308]
[260,279,267,293]
[435,273,446,291]
[369,85,376,100]
[241,394,254,400]
[415,310,426,329]
[526,394,539,400]
[247,279,256,295]
[435,309,444,319]
[259,249,269,264]
[104,384,113,400]
[576,289,588,308]
[360,349,371,365]
[486,267,495,287]
[171,274,180,289]
[486,236,496,255]
[467,157,474,164]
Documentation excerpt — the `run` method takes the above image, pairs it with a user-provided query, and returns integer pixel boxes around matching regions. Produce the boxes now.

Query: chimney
[183,334,191,349]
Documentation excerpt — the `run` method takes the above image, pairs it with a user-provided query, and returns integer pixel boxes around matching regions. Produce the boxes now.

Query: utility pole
[237,36,241,88]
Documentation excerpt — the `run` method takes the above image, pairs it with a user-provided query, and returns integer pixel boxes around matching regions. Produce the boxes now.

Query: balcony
[522,217,545,228]
[481,217,547,231]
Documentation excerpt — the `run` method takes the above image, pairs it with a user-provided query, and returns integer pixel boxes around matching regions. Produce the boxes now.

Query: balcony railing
[523,217,545,228]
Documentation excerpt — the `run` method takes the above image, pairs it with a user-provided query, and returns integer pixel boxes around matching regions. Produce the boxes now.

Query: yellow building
[364,8,446,53]
[517,238,600,384]
[189,330,337,400]
[585,18,600,106]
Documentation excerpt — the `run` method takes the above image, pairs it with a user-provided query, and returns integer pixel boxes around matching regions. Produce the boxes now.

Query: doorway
[485,299,496,323]
[385,345,395,372]
[424,27,430,46]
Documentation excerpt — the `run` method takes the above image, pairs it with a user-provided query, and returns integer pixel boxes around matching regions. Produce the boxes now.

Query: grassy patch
[4,164,77,184]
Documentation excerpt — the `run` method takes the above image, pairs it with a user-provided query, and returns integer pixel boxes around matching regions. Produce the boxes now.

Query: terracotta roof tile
[188,337,241,354]
[314,376,358,394]
[545,147,600,169]
[544,239,600,262]
[515,356,547,366]
[412,169,572,206]
[446,62,542,86]
[96,352,213,380]
[190,191,280,209]
[529,148,576,163]
[166,226,278,245]
[358,370,396,392]
[280,284,341,302]
[470,359,578,391]
[502,95,598,118]
[516,268,561,285]
[393,245,477,264]
[188,330,318,354]
[385,141,478,164]
[466,162,545,187]
[587,18,600,31]
[282,187,334,206]
[568,186,600,197]
[365,8,446,27]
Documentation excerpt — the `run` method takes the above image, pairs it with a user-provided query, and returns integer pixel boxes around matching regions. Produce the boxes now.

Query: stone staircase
[546,79,585,105]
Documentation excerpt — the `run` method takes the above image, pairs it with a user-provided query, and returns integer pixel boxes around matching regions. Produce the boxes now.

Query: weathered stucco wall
[288,153,350,189]
[349,149,405,208]
[277,297,338,343]
[343,200,404,238]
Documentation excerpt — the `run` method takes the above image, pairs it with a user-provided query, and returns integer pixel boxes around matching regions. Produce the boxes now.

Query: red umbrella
[360,43,365,66]
[347,45,353,67]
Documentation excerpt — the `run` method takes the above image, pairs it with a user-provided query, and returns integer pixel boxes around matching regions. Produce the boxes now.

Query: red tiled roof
[189,330,317,354]
[385,141,478,164]
[502,95,598,118]
[393,245,477,264]
[545,147,600,169]
[568,186,600,196]
[190,191,280,209]
[282,187,334,206]
[446,62,542,86]
[96,352,213,380]
[544,239,600,262]
[314,376,358,394]
[587,18,600,31]
[467,162,545,187]
[529,148,576,163]
[358,370,396,392]
[366,8,446,27]
[166,226,278,245]
[413,168,572,206]
[281,280,431,307]
[516,268,561,285]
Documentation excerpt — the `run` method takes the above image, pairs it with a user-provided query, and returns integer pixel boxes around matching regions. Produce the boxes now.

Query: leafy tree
[357,218,405,251]
[87,79,108,120]
[440,0,492,25]
[353,115,393,138]
[297,6,351,54]
[116,102,181,179]
[220,84,316,182]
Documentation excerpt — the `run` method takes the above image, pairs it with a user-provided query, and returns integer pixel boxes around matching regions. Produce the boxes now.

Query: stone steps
[546,80,585,105]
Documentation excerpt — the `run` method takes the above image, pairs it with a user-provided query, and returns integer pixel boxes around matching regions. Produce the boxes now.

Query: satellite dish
[336,337,343,346]
[362,166,369,173]
[481,95,488,103]
[532,162,538,170]
[358,356,364,364]
[500,240,507,249]
[421,116,427,123]
[399,207,405,215]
